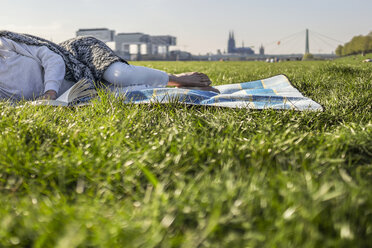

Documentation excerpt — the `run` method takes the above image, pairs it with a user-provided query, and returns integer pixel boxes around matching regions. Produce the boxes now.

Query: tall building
[75,28,177,60]
[115,33,176,60]
[259,44,265,55]
[228,31,236,53]
[227,31,254,55]
[76,28,115,42]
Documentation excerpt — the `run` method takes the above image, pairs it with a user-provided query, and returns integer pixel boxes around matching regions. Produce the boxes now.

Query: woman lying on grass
[0,30,219,101]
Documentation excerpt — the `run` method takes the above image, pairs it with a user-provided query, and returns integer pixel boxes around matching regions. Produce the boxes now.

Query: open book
[31,79,97,106]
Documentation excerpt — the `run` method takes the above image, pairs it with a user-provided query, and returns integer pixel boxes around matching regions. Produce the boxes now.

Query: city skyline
[1,0,371,54]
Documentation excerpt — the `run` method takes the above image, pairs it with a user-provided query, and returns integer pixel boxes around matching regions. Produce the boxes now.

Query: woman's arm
[25,45,66,100]
[2,38,66,100]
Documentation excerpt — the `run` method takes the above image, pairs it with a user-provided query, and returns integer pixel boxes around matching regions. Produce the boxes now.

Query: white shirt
[0,37,169,101]
[0,37,71,100]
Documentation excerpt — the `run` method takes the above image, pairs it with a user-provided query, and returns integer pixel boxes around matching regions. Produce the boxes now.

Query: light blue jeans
[103,62,169,88]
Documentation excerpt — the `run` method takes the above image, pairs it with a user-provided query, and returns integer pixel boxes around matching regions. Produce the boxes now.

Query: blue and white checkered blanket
[113,75,323,111]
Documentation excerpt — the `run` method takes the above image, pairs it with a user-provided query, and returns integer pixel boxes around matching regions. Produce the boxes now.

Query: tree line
[336,32,372,56]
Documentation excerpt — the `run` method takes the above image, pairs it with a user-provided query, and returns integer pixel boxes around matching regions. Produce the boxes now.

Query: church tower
[228,31,236,54]
[259,44,265,55]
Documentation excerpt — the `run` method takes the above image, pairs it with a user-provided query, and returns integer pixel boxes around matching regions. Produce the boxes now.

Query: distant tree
[335,45,343,56]
[335,32,372,56]
[367,35,372,51]
[302,53,314,60]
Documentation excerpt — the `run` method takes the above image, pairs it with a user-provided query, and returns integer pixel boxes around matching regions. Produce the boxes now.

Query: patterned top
[0,30,128,84]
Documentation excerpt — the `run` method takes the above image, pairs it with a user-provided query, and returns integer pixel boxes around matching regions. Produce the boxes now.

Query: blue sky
[1,0,371,54]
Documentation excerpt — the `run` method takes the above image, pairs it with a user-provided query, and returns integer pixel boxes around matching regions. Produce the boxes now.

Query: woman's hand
[37,90,57,100]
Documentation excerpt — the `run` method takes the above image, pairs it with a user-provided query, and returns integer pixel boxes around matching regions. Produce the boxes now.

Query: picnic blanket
[112,75,323,111]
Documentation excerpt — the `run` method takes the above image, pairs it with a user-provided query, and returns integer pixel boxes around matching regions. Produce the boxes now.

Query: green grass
[0,55,371,247]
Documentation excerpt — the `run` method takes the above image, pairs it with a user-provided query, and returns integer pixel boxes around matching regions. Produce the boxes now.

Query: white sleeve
[0,37,66,93]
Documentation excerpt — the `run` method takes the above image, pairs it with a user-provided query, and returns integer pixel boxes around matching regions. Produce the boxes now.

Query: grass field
[0,55,371,247]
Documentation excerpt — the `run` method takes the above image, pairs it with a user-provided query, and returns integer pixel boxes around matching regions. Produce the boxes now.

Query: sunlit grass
[0,56,371,247]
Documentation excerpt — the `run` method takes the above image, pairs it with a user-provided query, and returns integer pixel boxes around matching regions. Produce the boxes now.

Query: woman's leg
[103,62,219,93]
[103,62,169,87]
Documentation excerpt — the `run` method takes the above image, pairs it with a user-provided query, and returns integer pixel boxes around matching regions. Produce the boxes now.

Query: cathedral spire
[227,30,254,55]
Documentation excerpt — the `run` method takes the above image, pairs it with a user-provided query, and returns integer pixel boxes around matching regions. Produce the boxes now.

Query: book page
[30,79,97,106]
[30,100,68,106]
[56,87,72,103]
